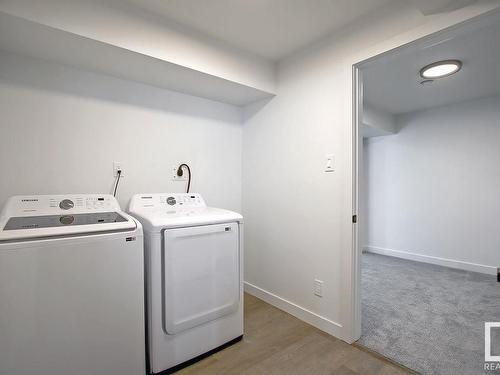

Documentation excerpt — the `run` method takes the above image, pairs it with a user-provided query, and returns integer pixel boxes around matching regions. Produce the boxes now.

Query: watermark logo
[485,322,500,371]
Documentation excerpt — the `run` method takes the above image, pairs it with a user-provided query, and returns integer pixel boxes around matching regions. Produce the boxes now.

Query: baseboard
[244,282,347,341]
[364,246,497,275]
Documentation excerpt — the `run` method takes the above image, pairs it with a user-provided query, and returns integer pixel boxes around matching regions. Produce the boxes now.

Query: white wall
[242,1,500,341]
[0,51,242,211]
[364,95,500,273]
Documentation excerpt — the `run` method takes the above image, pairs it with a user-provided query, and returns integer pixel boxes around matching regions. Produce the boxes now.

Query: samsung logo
[21,199,38,202]
[141,196,153,199]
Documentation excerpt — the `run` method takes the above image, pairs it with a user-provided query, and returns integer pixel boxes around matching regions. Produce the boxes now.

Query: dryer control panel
[130,193,206,210]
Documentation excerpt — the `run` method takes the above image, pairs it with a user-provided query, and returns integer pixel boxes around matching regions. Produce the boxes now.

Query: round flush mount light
[420,60,462,79]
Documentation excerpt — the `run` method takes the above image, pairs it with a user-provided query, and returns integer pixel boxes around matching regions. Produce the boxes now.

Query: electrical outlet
[172,165,187,181]
[113,162,124,177]
[314,279,323,297]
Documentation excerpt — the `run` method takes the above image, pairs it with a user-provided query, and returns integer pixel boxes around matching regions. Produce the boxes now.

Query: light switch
[325,154,334,172]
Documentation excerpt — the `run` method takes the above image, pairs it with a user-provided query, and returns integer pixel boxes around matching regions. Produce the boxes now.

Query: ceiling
[112,0,395,61]
[362,10,500,115]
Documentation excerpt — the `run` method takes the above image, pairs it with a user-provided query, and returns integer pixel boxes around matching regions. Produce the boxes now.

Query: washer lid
[0,194,137,241]
[128,193,242,232]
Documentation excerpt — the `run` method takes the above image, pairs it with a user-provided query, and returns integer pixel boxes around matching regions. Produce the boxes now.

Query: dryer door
[163,222,239,335]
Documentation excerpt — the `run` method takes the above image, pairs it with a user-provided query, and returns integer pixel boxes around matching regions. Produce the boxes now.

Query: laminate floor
[177,293,413,375]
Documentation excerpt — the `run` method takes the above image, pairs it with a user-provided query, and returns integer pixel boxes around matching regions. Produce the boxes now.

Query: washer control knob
[166,197,176,206]
[59,199,74,210]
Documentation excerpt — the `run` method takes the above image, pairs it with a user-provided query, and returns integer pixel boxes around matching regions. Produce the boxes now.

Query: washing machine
[0,194,146,375]
[128,193,243,374]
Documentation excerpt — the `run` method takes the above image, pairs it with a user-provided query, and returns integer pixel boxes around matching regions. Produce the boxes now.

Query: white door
[163,222,239,335]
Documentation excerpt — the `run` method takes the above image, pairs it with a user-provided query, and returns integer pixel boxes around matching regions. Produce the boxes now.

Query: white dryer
[0,194,146,375]
[128,193,243,374]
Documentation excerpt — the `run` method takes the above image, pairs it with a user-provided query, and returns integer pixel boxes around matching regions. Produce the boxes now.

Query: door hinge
[352,215,358,223]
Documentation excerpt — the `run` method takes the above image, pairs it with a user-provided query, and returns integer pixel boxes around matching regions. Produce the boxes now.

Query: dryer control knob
[59,199,74,210]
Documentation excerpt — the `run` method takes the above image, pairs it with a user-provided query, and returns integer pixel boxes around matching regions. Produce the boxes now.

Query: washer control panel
[2,195,120,216]
[134,193,206,209]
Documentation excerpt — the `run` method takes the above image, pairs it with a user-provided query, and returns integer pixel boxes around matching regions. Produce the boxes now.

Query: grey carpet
[358,253,500,375]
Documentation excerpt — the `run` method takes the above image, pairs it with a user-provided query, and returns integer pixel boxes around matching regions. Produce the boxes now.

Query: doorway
[353,8,500,375]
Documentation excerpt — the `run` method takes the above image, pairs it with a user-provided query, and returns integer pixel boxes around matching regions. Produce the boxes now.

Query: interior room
[358,10,500,375]
[0,1,499,375]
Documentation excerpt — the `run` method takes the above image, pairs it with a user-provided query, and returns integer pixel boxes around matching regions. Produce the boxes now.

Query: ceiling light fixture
[420,60,462,79]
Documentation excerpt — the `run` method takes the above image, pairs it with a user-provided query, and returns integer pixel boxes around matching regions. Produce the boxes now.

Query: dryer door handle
[167,223,236,238]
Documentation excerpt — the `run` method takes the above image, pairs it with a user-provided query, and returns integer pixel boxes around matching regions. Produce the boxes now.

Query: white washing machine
[128,193,243,374]
[0,194,146,375]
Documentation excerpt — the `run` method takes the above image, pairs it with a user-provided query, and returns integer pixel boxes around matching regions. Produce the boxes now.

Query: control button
[166,197,176,206]
[59,199,74,210]
[59,215,74,225]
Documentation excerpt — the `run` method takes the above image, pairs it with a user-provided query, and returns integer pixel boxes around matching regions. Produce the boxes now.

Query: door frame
[349,64,363,342]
